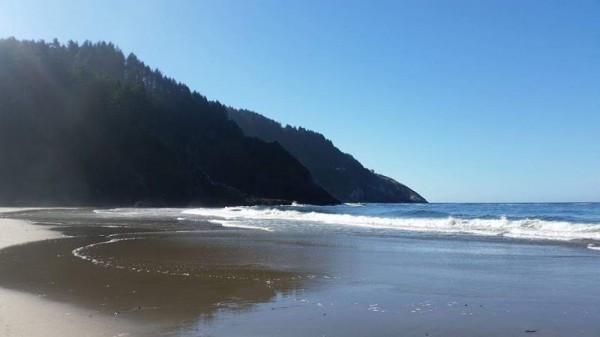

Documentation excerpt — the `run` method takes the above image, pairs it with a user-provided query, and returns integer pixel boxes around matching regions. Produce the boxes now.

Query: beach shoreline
[0,212,141,337]
[0,208,307,336]
[1,206,600,337]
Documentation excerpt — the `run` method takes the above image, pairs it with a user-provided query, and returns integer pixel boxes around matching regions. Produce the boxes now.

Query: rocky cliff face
[227,109,427,203]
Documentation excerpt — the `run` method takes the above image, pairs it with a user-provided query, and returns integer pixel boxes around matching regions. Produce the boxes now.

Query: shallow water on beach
[1,205,600,336]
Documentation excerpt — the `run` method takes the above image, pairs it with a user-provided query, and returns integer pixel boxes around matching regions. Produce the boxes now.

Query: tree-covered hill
[228,109,427,203]
[0,38,337,206]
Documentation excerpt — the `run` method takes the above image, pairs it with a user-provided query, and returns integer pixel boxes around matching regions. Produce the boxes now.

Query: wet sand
[0,209,319,335]
[2,208,600,336]
[0,217,140,337]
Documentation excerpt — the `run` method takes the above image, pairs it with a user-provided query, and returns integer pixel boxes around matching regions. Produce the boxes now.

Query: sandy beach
[0,209,309,336]
[1,207,600,336]
[0,211,141,337]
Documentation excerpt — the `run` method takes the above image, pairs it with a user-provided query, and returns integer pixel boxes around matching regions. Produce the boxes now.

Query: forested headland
[228,109,426,203]
[0,38,337,206]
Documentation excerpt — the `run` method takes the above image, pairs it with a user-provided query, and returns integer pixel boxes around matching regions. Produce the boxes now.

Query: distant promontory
[228,109,426,203]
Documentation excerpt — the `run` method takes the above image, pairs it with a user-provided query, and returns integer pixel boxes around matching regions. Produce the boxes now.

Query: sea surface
[177,202,600,247]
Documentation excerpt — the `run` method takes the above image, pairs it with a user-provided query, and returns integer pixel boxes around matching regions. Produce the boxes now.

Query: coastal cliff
[228,109,427,203]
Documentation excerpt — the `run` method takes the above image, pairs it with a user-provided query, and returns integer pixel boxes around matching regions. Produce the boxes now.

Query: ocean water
[178,203,600,248]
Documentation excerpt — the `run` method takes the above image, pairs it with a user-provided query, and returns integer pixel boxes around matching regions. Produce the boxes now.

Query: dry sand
[0,214,140,337]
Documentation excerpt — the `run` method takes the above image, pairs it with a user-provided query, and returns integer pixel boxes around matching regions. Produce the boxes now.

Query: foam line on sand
[0,217,140,337]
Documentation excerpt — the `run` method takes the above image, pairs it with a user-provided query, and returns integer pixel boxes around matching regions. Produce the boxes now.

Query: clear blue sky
[1,0,599,202]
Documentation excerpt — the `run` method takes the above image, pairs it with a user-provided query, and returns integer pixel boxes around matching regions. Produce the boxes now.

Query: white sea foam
[72,237,138,264]
[93,208,184,218]
[71,235,266,279]
[182,207,600,242]
[207,220,273,232]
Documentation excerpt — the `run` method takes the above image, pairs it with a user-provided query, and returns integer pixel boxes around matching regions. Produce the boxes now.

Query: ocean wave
[588,244,600,251]
[207,220,273,232]
[182,207,600,242]
[381,209,451,218]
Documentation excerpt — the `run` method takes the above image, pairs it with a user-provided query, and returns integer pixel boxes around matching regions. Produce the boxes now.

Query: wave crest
[182,207,600,242]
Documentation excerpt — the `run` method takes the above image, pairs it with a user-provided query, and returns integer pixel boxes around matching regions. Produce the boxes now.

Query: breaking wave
[182,207,600,243]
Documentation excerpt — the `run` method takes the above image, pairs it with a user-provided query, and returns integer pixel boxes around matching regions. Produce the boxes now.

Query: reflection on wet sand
[0,210,324,335]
